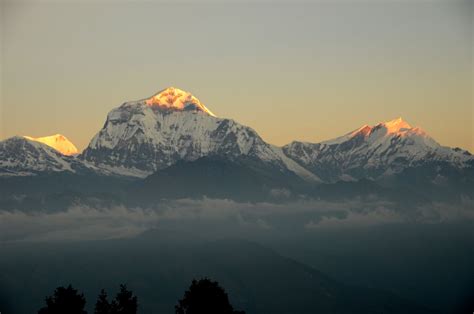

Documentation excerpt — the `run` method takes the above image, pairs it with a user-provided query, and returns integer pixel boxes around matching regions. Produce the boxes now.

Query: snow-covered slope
[24,134,78,156]
[283,118,473,182]
[80,87,319,181]
[0,136,77,176]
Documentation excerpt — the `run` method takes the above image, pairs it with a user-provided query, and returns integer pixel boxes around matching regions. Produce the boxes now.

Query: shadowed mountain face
[1,156,473,212]
[0,236,435,314]
[138,156,307,202]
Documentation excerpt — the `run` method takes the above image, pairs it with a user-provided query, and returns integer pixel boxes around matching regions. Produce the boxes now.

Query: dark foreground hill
[0,234,436,314]
[138,156,308,202]
[0,235,434,314]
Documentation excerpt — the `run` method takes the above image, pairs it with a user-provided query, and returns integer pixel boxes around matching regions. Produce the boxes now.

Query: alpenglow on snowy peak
[145,87,216,117]
[23,134,78,156]
[319,117,426,146]
[382,117,411,134]
[283,117,473,182]
[80,87,318,180]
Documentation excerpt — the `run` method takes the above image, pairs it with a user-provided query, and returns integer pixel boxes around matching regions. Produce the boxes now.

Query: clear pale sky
[1,0,473,152]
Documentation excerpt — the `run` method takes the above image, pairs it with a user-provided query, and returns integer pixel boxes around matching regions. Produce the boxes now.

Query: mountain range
[1,87,472,204]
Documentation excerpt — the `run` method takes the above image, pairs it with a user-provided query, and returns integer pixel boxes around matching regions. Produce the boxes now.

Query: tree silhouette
[94,285,138,314]
[175,278,245,314]
[111,284,138,314]
[94,289,111,314]
[38,285,87,314]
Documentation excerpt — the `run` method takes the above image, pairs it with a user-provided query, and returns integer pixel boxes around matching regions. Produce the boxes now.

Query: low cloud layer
[1,197,473,242]
[305,206,404,229]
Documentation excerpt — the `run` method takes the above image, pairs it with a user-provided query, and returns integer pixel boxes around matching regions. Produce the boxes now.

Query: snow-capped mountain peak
[368,118,437,149]
[321,118,429,146]
[0,136,75,176]
[23,134,79,156]
[283,117,473,182]
[80,88,320,180]
[144,87,216,117]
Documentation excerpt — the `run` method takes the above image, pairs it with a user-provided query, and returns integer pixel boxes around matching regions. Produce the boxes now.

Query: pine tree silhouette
[38,285,87,314]
[175,278,245,314]
[94,289,111,314]
[95,285,138,314]
[111,284,138,314]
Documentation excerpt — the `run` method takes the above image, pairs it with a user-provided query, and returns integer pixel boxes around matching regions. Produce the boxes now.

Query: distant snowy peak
[24,134,78,156]
[0,136,74,176]
[144,87,216,117]
[284,117,473,182]
[371,117,434,144]
[332,117,456,151]
[0,136,103,177]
